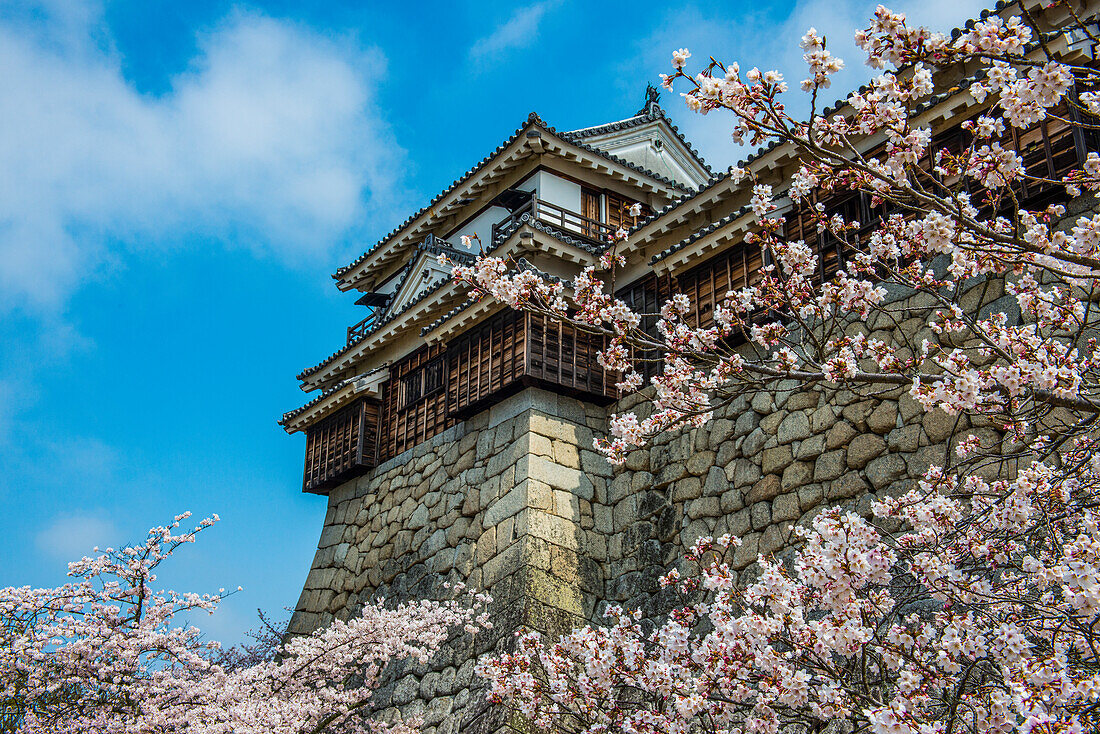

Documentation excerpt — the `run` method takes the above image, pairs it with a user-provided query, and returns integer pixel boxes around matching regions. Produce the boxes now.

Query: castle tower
[281,96,714,733]
[281,9,1100,726]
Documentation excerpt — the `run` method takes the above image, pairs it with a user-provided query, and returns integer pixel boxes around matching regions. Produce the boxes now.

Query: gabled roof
[297,214,604,390]
[331,112,692,293]
[296,237,473,383]
[380,236,471,320]
[490,210,605,255]
[566,97,712,181]
[651,203,754,268]
[279,381,355,429]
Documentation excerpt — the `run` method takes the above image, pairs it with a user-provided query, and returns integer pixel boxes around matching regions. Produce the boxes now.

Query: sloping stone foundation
[290,273,1030,732]
[289,388,612,734]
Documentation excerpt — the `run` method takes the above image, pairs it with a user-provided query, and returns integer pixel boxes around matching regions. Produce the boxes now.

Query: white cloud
[0,2,406,314]
[469,1,558,62]
[632,0,989,168]
[35,512,119,562]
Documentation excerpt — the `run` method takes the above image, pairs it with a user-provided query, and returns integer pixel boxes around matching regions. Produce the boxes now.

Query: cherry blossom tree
[457,2,1100,732]
[0,513,491,734]
[213,609,290,672]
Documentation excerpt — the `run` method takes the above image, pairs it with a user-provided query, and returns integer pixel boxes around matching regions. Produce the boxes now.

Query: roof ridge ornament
[636,83,661,117]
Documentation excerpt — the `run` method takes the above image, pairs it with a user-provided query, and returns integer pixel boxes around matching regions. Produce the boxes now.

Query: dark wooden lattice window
[399,371,422,409]
[616,273,673,383]
[379,344,453,462]
[302,398,379,494]
[424,356,446,396]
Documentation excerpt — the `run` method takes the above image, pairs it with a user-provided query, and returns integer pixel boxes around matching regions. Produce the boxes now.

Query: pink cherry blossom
[1,513,491,733]
[455,3,1100,733]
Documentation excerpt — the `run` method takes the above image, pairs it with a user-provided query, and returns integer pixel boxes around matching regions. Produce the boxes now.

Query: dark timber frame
[299,95,1100,493]
[369,311,618,465]
[302,398,380,494]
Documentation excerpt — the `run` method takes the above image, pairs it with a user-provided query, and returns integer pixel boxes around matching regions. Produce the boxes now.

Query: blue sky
[0,0,987,643]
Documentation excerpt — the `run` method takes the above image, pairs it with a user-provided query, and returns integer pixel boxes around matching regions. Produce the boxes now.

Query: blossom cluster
[479,455,1100,733]
[455,3,1100,733]
[1,514,491,734]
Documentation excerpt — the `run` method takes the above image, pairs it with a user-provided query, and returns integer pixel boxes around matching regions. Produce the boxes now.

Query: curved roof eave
[332,113,692,292]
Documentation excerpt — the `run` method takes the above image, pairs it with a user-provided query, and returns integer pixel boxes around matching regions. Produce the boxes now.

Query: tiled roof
[279,381,350,426]
[651,204,754,264]
[297,0,1055,403]
[528,220,605,254]
[332,112,692,287]
[491,212,605,255]
[421,225,591,337]
[331,120,533,283]
[622,72,995,261]
[378,236,473,317]
[565,101,713,177]
[279,365,391,427]
[544,114,692,191]
[643,73,988,266]
[296,276,457,383]
[420,297,481,337]
[296,238,471,382]
[628,171,731,235]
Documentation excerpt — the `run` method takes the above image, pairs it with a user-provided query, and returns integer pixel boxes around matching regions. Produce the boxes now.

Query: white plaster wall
[389,256,451,313]
[580,120,710,190]
[517,172,538,193]
[536,172,582,213]
[516,171,583,212]
[447,205,509,250]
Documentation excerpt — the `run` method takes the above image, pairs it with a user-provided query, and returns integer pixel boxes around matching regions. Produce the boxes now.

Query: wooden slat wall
[785,190,878,284]
[525,312,617,398]
[676,241,765,331]
[303,397,379,494]
[606,192,648,231]
[378,344,454,462]
[616,273,673,383]
[446,309,527,416]
[785,102,1096,269]
[358,400,380,468]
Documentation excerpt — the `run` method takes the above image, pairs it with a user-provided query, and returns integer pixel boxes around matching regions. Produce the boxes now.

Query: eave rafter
[333,115,688,293]
[651,206,757,276]
[299,278,467,391]
[297,215,600,393]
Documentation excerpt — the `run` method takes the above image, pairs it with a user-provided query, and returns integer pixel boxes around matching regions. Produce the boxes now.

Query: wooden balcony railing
[347,307,383,344]
[491,197,616,247]
[303,398,380,494]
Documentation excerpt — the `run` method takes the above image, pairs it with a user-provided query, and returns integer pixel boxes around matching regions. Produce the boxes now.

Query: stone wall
[602,274,1024,615]
[290,275,1025,732]
[289,388,613,734]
